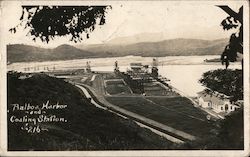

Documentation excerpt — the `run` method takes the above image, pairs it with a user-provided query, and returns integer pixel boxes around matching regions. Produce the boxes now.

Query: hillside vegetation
[7,72,175,150]
[82,38,228,57]
[7,44,97,63]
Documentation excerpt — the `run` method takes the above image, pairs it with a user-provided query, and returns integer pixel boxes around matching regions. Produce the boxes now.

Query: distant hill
[8,38,228,63]
[80,38,228,57]
[7,44,96,63]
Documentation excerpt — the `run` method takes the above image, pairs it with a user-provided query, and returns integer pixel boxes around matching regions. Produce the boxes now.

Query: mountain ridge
[79,38,228,57]
[7,38,228,63]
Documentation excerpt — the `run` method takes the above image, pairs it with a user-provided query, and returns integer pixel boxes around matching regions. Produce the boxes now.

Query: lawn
[143,82,179,96]
[147,97,208,118]
[105,80,132,95]
[106,96,213,138]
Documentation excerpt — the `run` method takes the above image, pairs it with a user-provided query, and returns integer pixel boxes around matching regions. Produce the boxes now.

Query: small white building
[197,90,240,113]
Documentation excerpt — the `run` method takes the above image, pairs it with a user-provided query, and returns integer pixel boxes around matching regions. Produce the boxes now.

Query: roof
[131,67,142,69]
[130,63,142,66]
[198,90,230,106]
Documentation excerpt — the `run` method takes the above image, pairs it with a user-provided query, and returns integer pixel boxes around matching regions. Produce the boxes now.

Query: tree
[181,107,243,149]
[217,6,243,69]
[9,6,111,43]
[199,69,243,102]
[217,107,244,149]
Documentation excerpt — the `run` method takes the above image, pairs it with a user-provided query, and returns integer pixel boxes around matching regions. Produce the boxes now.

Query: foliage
[217,107,244,149]
[218,6,243,68]
[199,69,243,101]
[9,6,111,43]
[182,108,243,149]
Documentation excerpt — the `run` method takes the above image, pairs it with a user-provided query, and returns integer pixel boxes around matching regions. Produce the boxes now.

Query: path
[74,83,196,142]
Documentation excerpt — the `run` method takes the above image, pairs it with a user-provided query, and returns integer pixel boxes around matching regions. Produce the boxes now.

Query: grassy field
[106,96,213,138]
[105,79,132,95]
[147,97,208,118]
[143,82,179,96]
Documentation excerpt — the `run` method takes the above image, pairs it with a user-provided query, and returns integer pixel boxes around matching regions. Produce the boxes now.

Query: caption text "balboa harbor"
[9,100,68,133]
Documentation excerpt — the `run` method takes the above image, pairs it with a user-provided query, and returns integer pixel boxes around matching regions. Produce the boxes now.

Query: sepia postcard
[0,0,249,156]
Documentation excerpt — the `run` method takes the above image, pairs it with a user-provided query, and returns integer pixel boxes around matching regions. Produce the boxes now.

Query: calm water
[8,55,241,97]
[158,64,240,97]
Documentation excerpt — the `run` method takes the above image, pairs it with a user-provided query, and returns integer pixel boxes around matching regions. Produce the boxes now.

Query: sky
[1,0,246,48]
